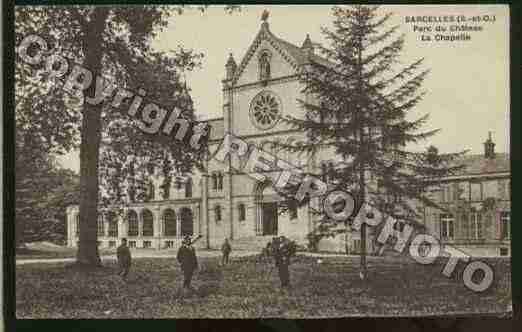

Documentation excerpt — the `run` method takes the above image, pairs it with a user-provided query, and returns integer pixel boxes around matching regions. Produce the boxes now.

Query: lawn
[16,247,116,259]
[16,255,512,318]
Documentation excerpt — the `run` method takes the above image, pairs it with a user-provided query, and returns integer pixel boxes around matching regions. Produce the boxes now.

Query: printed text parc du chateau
[406,15,490,42]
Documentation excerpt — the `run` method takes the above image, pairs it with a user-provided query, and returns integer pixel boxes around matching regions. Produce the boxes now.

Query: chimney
[484,131,496,159]
[225,53,237,81]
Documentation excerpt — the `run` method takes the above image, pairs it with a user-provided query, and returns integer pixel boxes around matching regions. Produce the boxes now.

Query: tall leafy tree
[15,125,79,245]
[15,6,239,266]
[277,6,465,279]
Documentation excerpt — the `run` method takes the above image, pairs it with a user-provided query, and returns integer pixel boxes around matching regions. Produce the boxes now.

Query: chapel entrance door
[262,202,278,236]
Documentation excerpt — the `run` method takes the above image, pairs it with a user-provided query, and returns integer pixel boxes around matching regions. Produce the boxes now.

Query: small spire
[302,34,314,58]
[302,34,313,49]
[226,53,237,67]
[225,52,237,81]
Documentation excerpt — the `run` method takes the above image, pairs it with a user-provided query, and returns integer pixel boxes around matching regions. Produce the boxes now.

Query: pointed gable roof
[231,21,333,85]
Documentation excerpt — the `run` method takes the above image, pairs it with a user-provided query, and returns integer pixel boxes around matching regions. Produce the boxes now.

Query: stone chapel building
[66,18,511,256]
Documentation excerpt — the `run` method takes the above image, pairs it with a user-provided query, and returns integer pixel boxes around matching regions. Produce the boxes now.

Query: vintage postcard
[13,5,511,318]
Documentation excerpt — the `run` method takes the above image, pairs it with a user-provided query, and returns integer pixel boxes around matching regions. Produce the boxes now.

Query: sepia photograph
[12,4,511,319]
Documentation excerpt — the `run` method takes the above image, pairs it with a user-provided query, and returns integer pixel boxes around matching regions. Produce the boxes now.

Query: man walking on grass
[116,238,131,280]
[221,238,231,265]
[177,235,198,290]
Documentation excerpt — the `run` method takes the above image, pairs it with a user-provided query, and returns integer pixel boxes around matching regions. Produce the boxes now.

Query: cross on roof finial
[261,9,269,22]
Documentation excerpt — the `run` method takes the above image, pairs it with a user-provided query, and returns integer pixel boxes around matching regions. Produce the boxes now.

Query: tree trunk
[345,221,349,254]
[16,217,25,248]
[76,8,109,266]
[356,17,367,280]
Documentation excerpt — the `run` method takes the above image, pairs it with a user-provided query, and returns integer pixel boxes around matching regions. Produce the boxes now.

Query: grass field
[16,247,113,259]
[16,255,512,318]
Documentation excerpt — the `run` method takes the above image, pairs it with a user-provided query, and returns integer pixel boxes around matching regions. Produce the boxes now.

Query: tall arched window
[212,173,218,190]
[238,203,246,222]
[163,209,177,237]
[108,212,118,237]
[75,214,80,236]
[215,205,222,222]
[288,200,298,220]
[97,214,105,236]
[217,173,223,190]
[180,208,193,236]
[161,180,171,200]
[142,209,154,236]
[127,210,139,237]
[259,51,271,81]
[185,178,192,198]
[474,212,484,239]
[148,181,155,201]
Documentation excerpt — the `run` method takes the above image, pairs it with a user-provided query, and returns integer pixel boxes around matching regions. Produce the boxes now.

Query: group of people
[116,234,296,291]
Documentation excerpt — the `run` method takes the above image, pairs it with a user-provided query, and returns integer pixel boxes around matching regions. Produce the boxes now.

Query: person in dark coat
[221,238,232,265]
[273,236,296,289]
[117,238,131,280]
[177,235,198,289]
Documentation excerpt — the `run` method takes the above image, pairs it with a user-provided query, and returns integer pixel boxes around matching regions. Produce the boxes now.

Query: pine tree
[278,6,466,279]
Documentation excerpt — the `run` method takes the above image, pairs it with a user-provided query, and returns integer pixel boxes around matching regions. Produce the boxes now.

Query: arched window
[217,173,223,190]
[161,180,171,200]
[142,209,154,236]
[238,203,246,221]
[127,210,139,237]
[471,212,483,239]
[97,214,105,236]
[148,181,155,201]
[215,205,222,222]
[174,177,183,190]
[75,214,80,236]
[212,173,218,190]
[163,209,177,237]
[259,51,271,81]
[288,200,298,220]
[180,208,193,236]
[321,162,328,182]
[327,162,335,183]
[501,211,510,239]
[185,178,192,198]
[108,212,118,237]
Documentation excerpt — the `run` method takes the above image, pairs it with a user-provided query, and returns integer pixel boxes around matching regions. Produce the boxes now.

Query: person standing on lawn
[273,236,296,290]
[177,235,198,290]
[116,238,131,280]
[221,238,232,265]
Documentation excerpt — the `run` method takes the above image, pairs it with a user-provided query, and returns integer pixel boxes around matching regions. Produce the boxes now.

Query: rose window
[249,92,281,130]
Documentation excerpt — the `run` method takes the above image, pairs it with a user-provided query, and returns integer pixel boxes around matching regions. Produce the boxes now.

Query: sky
[57,5,510,172]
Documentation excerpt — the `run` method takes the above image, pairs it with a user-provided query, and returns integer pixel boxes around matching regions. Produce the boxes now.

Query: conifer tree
[278,6,465,279]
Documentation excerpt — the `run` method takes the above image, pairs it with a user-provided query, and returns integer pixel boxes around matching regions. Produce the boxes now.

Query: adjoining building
[66,18,510,256]
[421,134,510,257]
